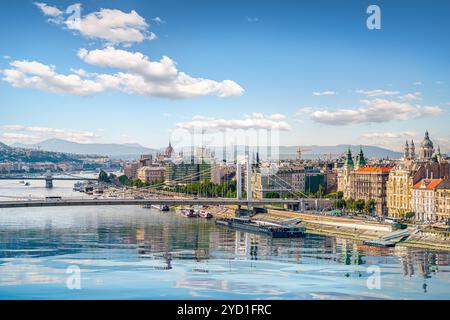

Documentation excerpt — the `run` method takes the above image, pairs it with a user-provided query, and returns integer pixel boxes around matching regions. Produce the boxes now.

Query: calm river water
[0,180,449,299]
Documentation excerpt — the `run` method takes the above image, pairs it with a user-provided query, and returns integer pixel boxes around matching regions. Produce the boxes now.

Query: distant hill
[0,141,12,151]
[7,139,402,160]
[11,139,158,158]
[1,141,82,163]
[177,144,403,160]
[276,145,403,159]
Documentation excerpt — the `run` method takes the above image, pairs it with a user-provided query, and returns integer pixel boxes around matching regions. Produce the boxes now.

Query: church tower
[404,140,410,160]
[344,147,354,167]
[356,147,366,167]
[410,140,415,160]
[340,147,354,199]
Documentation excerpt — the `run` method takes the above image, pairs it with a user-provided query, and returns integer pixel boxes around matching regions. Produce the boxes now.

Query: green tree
[355,199,365,213]
[346,197,355,212]
[405,212,415,220]
[118,175,128,185]
[333,199,346,210]
[98,170,110,183]
[364,198,376,214]
[315,184,324,198]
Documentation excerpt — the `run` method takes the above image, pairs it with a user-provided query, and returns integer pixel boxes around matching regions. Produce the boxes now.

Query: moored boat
[215,217,305,238]
[199,210,212,219]
[151,204,170,211]
[179,208,198,217]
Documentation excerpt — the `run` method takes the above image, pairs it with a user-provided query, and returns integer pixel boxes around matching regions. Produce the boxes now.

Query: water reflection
[0,207,449,299]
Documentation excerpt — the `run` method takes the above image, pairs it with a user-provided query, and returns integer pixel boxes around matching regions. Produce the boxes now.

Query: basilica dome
[421,131,434,148]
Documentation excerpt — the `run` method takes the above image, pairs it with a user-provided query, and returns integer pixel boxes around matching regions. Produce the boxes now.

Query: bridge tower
[236,163,242,200]
[246,156,252,203]
[45,170,53,188]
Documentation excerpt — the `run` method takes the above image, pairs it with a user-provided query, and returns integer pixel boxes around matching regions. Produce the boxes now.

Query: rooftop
[355,166,393,173]
[413,179,442,190]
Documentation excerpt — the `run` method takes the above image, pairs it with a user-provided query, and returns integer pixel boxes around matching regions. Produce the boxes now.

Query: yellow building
[436,179,450,223]
[386,161,420,218]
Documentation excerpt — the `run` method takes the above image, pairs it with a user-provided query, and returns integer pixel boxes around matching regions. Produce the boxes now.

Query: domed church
[419,131,435,161]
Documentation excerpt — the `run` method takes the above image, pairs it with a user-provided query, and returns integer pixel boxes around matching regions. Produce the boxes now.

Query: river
[0,179,449,299]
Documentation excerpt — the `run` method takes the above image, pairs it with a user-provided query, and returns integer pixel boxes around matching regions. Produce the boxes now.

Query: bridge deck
[0,198,304,209]
[0,177,97,180]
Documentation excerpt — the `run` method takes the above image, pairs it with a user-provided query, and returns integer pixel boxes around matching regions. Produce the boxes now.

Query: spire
[344,147,354,167]
[410,139,415,159]
[356,146,366,166]
[404,140,410,160]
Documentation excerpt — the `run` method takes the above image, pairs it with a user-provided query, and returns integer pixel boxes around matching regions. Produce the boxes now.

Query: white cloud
[34,2,62,17]
[1,48,244,99]
[66,7,154,45]
[176,114,290,132]
[360,131,417,151]
[399,92,422,101]
[78,47,178,80]
[362,131,416,140]
[3,55,11,60]
[35,3,155,46]
[413,81,422,86]
[1,60,105,96]
[308,99,442,125]
[418,105,442,116]
[0,125,100,144]
[267,114,286,120]
[77,47,244,98]
[356,89,400,97]
[313,91,336,96]
[152,17,165,24]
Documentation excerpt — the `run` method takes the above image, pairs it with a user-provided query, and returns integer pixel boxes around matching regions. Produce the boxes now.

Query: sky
[0,0,449,152]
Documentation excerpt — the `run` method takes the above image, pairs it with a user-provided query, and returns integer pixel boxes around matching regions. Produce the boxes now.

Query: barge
[151,204,170,211]
[215,217,305,238]
[177,208,198,218]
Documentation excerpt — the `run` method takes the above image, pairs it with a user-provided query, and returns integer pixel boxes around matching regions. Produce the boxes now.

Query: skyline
[1,0,449,152]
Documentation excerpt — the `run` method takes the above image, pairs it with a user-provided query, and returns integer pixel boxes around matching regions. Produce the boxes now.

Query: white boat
[178,208,198,218]
[199,210,212,219]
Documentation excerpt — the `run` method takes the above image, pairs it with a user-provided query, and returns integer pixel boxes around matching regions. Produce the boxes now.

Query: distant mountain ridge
[277,145,403,159]
[177,144,403,159]
[11,139,158,158]
[7,139,403,160]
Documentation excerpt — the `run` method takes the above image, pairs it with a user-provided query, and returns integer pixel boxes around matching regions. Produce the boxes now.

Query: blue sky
[0,0,449,151]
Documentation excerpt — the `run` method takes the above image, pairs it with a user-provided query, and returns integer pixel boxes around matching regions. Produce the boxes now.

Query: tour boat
[151,204,170,212]
[199,210,213,219]
[93,187,104,195]
[180,208,198,218]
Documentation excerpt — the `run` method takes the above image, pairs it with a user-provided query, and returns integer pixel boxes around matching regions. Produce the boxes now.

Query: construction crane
[296,146,312,161]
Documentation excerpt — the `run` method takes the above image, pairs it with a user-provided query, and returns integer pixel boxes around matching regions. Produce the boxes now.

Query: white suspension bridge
[0,159,332,210]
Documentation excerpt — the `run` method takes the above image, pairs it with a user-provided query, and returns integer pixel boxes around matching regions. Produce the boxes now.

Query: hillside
[12,139,158,158]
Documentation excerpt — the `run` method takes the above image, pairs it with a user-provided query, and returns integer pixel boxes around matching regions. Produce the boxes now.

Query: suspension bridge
[0,158,332,210]
[0,171,98,188]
